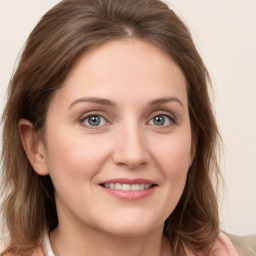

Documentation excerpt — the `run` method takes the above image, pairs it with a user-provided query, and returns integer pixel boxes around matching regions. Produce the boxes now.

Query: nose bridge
[112,118,149,169]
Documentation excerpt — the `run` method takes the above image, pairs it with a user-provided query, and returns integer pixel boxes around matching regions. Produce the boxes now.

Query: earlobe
[18,119,49,176]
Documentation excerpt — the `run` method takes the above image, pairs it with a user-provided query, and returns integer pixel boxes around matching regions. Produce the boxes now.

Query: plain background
[0,0,255,236]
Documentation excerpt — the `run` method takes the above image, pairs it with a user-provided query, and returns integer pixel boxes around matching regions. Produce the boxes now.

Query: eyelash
[79,111,177,128]
[147,113,176,127]
[79,112,110,128]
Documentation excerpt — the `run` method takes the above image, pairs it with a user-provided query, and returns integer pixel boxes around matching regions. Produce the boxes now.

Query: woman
[1,0,239,255]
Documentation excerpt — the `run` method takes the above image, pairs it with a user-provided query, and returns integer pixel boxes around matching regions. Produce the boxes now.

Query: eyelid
[77,110,177,128]
[147,111,177,126]
[149,110,176,120]
[79,111,111,128]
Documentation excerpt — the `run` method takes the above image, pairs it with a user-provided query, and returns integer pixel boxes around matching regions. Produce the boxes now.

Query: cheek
[152,134,192,174]
[44,131,111,183]
[161,143,190,190]
[145,134,192,222]
[151,133,192,196]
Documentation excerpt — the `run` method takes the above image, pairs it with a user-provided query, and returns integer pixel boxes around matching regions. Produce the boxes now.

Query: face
[39,39,194,237]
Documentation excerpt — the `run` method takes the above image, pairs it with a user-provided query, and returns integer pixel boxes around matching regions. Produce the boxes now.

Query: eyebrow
[69,96,184,109]
[149,97,184,108]
[69,97,116,109]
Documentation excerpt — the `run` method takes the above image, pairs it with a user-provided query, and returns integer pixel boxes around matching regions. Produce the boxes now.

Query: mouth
[99,179,157,200]
[100,183,156,191]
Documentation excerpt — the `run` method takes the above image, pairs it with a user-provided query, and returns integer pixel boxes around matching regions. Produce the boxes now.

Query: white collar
[42,232,56,256]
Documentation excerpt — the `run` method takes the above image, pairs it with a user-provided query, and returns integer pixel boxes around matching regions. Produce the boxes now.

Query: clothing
[184,232,240,256]
[42,233,55,256]
[226,233,256,256]
[1,232,243,256]
[40,232,239,256]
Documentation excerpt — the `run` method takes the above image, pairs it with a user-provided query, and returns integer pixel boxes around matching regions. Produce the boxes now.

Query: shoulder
[1,246,44,256]
[210,232,240,256]
[225,233,256,256]
[184,232,239,256]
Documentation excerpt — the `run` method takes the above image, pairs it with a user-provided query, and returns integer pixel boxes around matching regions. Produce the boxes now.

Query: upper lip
[100,178,157,185]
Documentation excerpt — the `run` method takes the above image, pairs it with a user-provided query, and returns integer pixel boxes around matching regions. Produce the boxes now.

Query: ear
[18,119,49,176]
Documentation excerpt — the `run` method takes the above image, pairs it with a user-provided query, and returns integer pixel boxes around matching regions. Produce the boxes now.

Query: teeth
[131,184,139,190]
[105,183,110,188]
[103,183,153,191]
[122,184,130,191]
[115,183,122,190]
[139,184,145,190]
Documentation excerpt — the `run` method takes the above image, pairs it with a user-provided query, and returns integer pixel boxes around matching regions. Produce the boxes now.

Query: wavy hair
[1,0,220,255]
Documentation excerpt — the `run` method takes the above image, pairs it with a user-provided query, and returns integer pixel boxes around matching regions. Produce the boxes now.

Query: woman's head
[20,37,194,239]
[1,0,220,255]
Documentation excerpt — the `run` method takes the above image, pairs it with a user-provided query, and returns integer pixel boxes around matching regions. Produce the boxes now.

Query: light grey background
[0,0,255,236]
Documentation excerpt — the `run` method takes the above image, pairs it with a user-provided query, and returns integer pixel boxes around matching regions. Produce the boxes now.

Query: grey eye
[83,115,106,127]
[150,115,172,126]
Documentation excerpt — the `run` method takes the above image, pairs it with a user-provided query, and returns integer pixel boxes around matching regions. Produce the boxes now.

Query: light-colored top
[184,232,240,256]
[40,232,239,256]
[42,233,55,256]
[1,232,240,256]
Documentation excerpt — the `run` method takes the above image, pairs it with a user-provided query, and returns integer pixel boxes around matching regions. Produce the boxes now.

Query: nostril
[111,137,150,170]
[126,161,147,170]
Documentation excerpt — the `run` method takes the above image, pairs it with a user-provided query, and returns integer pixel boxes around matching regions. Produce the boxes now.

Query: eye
[80,115,107,127]
[149,114,174,127]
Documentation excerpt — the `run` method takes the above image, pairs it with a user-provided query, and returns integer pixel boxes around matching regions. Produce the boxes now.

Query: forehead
[50,39,188,109]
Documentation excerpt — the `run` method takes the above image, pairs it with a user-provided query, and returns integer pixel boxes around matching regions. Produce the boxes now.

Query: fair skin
[19,39,195,256]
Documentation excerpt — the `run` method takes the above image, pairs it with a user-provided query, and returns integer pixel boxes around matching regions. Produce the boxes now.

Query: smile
[99,179,157,200]
[101,183,154,191]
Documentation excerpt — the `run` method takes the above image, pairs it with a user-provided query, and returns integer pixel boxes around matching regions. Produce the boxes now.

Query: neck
[50,224,172,256]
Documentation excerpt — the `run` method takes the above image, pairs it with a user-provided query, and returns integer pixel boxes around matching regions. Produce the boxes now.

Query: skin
[19,39,195,256]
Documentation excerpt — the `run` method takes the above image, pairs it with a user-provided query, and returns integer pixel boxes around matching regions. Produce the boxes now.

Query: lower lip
[100,186,156,200]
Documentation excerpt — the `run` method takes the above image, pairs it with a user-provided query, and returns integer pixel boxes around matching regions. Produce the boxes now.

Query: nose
[112,123,149,170]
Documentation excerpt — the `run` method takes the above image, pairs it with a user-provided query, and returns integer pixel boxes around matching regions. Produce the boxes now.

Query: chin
[98,214,165,238]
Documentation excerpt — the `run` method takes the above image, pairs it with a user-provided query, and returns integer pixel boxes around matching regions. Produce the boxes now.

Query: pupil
[154,116,165,126]
[89,116,100,126]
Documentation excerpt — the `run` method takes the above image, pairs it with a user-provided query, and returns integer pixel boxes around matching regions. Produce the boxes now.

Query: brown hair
[1,0,220,255]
